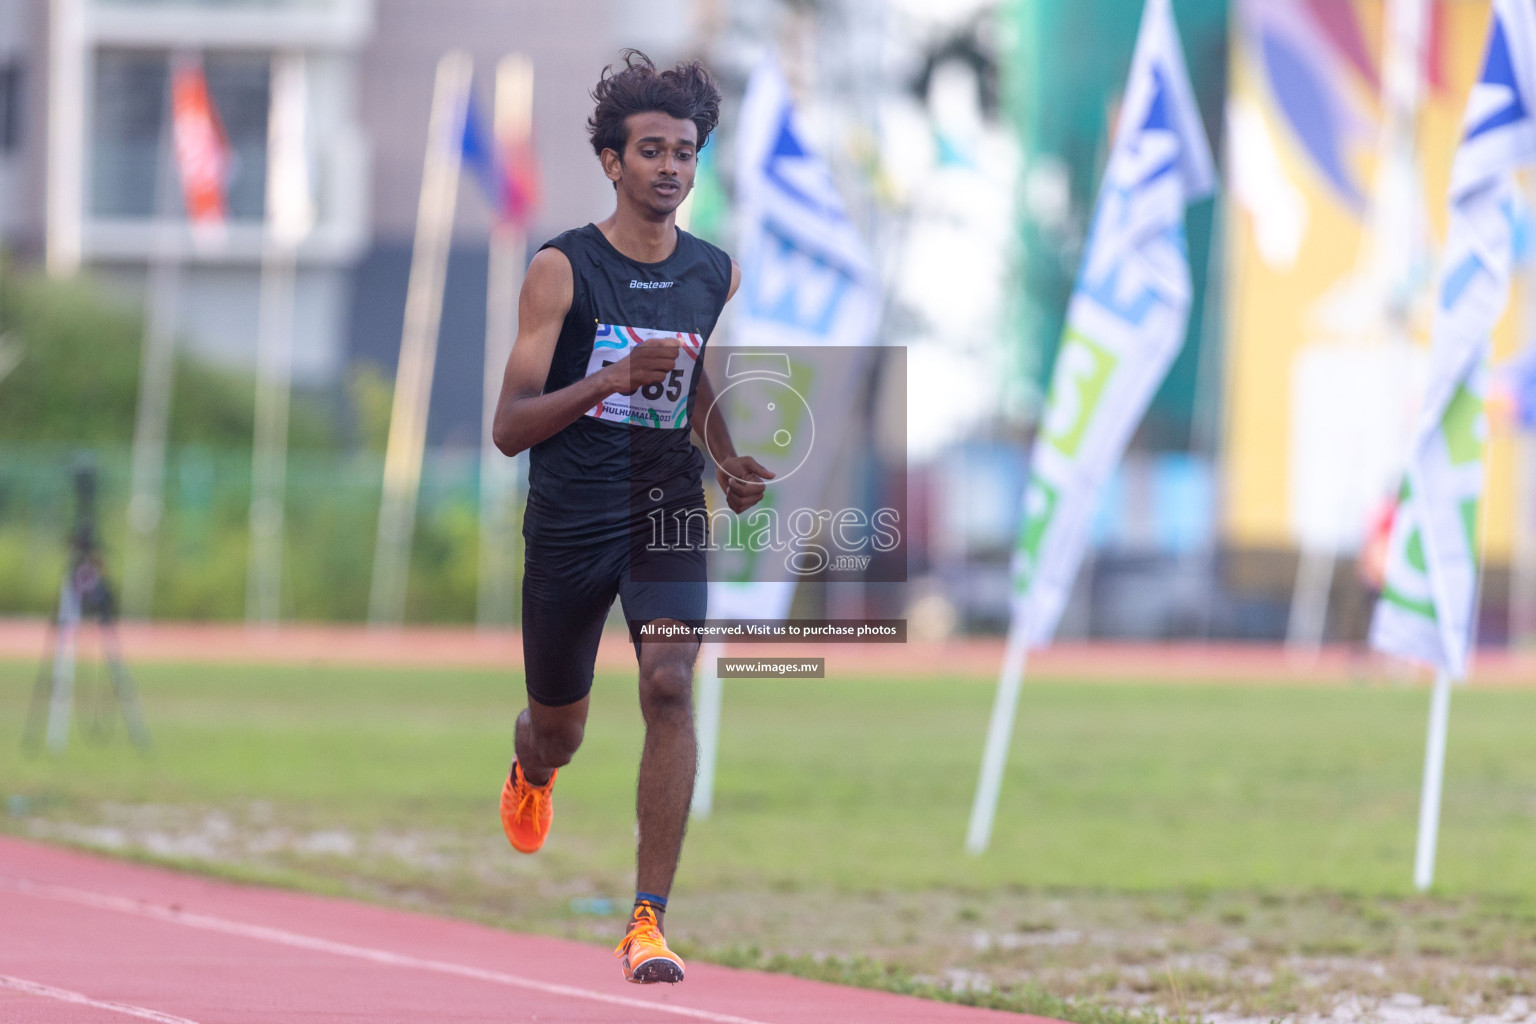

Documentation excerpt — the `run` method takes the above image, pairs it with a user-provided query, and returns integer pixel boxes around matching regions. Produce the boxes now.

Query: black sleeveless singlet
[523,223,732,547]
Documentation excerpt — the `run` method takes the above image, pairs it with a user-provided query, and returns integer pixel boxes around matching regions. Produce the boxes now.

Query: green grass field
[4,657,1535,1019]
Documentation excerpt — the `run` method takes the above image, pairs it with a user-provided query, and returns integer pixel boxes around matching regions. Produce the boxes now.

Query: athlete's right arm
[491,248,679,457]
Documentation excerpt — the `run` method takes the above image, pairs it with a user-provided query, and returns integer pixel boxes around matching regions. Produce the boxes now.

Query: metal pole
[246,246,296,624]
[478,54,532,631]
[123,69,185,619]
[1410,404,1498,889]
[1285,545,1336,661]
[246,52,311,625]
[477,224,523,629]
[1188,195,1226,639]
[1413,669,1452,891]
[46,0,85,278]
[690,642,723,819]
[965,618,1030,853]
[369,51,472,626]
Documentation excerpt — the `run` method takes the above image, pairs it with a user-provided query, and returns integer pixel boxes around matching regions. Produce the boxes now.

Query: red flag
[501,132,541,230]
[171,58,231,226]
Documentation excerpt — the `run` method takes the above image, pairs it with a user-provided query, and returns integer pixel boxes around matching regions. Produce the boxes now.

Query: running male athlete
[490,52,770,985]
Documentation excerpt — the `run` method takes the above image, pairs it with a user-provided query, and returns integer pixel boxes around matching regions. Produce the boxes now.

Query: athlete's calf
[633,624,699,907]
[515,697,587,786]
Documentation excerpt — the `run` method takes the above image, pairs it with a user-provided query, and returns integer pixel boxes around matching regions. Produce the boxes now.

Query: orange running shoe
[499,762,556,854]
[614,903,684,984]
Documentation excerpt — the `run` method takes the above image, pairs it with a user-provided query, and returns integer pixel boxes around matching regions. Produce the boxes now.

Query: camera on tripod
[23,453,150,754]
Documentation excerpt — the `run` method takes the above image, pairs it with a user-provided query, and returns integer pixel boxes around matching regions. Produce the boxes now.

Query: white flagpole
[246,52,312,626]
[45,0,86,279]
[671,170,742,823]
[123,71,186,620]
[672,180,724,821]
[965,618,1029,854]
[246,245,296,625]
[1413,427,1498,890]
[690,641,722,819]
[124,250,180,620]
[684,294,721,820]
[369,51,472,627]
[1284,548,1336,661]
[1412,668,1452,890]
[478,54,532,631]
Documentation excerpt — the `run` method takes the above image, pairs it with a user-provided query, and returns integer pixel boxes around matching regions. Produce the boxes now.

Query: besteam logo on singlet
[629,280,675,289]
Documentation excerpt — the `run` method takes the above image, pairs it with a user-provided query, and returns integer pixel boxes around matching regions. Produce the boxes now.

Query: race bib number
[584,324,702,429]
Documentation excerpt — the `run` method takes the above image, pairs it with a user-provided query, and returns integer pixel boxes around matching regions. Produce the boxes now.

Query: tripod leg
[44,578,82,753]
[99,620,151,752]
[23,613,63,753]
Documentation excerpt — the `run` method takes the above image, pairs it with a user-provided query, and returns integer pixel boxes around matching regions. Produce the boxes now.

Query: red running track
[0,837,1056,1023]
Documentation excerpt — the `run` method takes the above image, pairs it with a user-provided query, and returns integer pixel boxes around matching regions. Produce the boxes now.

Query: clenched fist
[603,338,680,397]
[716,455,775,514]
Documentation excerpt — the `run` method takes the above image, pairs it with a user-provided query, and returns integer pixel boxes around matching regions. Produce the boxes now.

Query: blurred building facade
[0,5,29,246]
[3,0,699,417]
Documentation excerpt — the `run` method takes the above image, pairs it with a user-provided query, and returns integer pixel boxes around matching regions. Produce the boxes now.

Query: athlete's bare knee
[523,708,584,766]
[533,718,584,765]
[639,662,693,723]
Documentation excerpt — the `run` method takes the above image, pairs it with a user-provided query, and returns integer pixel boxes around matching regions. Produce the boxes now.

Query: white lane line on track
[2,877,774,1024]
[0,973,204,1024]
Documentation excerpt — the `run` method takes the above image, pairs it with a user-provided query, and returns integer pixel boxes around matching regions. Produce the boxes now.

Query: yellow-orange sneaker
[499,762,555,854]
[614,903,684,984]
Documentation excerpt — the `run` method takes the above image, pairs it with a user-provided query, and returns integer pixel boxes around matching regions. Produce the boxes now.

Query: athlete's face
[604,111,698,218]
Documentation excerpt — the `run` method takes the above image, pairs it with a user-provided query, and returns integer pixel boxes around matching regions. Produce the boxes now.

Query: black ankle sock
[634,892,668,913]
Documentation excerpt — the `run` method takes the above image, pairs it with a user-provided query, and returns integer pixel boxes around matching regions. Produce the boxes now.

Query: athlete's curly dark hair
[587,49,722,158]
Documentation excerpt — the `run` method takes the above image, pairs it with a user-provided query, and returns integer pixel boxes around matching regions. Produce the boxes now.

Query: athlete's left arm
[695,259,774,515]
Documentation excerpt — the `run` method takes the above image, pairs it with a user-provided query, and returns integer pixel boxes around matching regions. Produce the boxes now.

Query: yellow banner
[1223,0,1523,561]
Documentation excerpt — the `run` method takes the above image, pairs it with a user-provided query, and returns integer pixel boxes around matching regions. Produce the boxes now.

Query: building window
[90,49,270,220]
[0,63,21,153]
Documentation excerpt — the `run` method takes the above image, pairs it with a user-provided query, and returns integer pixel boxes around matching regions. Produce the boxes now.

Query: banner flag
[462,86,541,230]
[1371,0,1536,677]
[1010,0,1214,647]
[709,59,880,621]
[170,57,231,229]
[500,129,541,230]
[732,61,880,352]
[461,88,503,216]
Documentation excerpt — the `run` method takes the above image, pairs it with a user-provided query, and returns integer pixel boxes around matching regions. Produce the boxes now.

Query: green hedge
[0,444,505,623]
[0,261,510,623]
[0,262,336,448]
